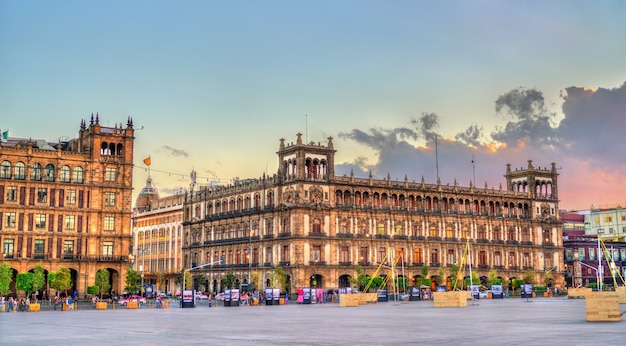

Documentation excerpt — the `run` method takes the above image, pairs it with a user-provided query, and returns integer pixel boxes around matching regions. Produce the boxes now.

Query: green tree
[435,267,446,286]
[125,267,140,295]
[394,276,408,291]
[32,262,46,299]
[49,267,71,296]
[221,270,236,289]
[251,270,261,292]
[0,262,14,296]
[95,268,111,299]
[370,276,384,289]
[487,270,502,288]
[522,269,536,284]
[449,264,462,290]
[16,272,34,296]
[87,286,99,295]
[270,267,287,292]
[350,265,370,291]
[193,273,208,291]
[156,272,165,292]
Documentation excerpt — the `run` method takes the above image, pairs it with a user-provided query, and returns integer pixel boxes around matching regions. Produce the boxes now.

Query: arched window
[31,163,42,181]
[73,167,84,183]
[44,164,55,182]
[101,142,109,155]
[60,165,71,183]
[116,143,123,156]
[0,160,11,179]
[14,162,26,180]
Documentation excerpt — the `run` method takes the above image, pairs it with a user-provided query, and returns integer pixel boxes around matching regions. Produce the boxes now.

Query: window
[65,215,75,230]
[105,168,117,182]
[3,239,14,256]
[523,253,530,267]
[589,248,595,261]
[478,251,487,266]
[35,214,46,229]
[395,223,403,236]
[6,212,16,228]
[521,228,530,242]
[63,240,74,255]
[605,216,613,223]
[73,167,84,183]
[105,192,116,206]
[360,246,369,264]
[66,189,76,204]
[104,216,115,231]
[413,248,422,263]
[31,163,42,181]
[6,186,17,201]
[102,241,113,256]
[429,226,437,237]
[447,249,455,264]
[34,239,44,255]
[37,188,48,203]
[445,225,454,238]
[0,161,11,178]
[494,251,502,266]
[60,166,71,183]
[477,227,486,239]
[340,246,349,263]
[283,245,290,262]
[578,248,585,261]
[312,245,321,263]
[509,252,516,267]
[14,162,26,180]
[379,247,387,263]
[430,248,439,265]
[462,226,470,239]
[44,164,55,182]
[265,247,271,264]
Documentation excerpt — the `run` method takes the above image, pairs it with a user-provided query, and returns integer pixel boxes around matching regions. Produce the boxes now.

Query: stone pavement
[0,297,624,345]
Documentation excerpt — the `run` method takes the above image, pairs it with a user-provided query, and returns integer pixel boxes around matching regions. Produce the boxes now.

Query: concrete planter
[28,303,41,312]
[339,294,360,307]
[96,302,108,310]
[127,301,139,309]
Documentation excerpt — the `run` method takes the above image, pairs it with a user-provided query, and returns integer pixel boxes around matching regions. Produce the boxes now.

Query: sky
[1,0,625,211]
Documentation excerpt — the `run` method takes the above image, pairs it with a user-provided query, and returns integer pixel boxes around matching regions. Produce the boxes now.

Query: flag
[1,129,7,143]
[143,156,151,166]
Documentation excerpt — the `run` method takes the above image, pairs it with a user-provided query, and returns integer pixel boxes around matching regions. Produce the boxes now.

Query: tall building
[131,176,184,295]
[181,134,563,294]
[0,115,134,297]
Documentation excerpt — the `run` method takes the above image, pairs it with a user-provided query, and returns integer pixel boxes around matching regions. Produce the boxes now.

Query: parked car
[118,295,147,306]
[195,292,208,300]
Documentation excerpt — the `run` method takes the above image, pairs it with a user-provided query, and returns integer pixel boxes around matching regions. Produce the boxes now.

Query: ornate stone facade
[0,115,134,297]
[182,134,563,294]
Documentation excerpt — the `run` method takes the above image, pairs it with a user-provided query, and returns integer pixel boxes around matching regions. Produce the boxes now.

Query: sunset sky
[1,1,625,211]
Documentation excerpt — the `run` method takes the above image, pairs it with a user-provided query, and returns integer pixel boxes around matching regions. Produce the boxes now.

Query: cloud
[161,145,189,158]
[335,81,626,209]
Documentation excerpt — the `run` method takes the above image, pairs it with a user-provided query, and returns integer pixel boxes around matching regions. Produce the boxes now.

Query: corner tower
[277,133,336,182]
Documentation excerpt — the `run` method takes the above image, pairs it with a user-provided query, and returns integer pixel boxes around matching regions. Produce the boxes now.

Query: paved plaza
[1,297,624,345]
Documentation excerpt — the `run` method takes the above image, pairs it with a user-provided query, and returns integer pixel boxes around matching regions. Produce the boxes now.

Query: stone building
[0,115,134,297]
[181,133,563,294]
[132,176,184,296]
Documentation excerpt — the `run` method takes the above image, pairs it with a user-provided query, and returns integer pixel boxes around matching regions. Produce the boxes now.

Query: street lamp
[183,259,223,292]
[249,227,254,291]
[597,229,604,291]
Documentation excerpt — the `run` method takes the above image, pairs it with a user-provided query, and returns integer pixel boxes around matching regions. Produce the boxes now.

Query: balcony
[278,261,291,266]
[337,233,354,239]
[263,234,275,240]
[278,232,291,238]
[309,232,328,238]
[309,261,327,266]
[338,261,353,266]
[375,234,390,240]
[393,235,408,240]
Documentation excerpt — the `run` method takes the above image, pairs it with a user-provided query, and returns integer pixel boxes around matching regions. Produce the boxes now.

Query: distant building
[563,208,626,288]
[131,177,184,295]
[181,133,564,294]
[0,115,135,297]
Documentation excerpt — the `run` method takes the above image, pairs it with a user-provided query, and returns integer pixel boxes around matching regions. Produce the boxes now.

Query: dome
[135,176,160,212]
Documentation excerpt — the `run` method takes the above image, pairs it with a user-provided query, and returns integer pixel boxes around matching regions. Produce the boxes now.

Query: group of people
[2,296,30,312]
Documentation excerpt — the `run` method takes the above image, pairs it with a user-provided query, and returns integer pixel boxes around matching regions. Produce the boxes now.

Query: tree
[125,267,140,295]
[350,265,370,291]
[394,276,408,291]
[487,270,502,288]
[156,272,165,292]
[0,262,14,297]
[271,267,288,292]
[449,264,462,290]
[435,267,446,286]
[16,272,34,297]
[49,266,71,296]
[95,268,111,299]
[543,270,553,287]
[221,270,236,289]
[370,276,384,289]
[193,273,207,291]
[251,270,261,292]
[32,262,46,299]
[522,269,536,284]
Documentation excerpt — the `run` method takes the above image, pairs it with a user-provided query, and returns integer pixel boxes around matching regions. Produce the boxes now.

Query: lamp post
[597,229,604,291]
[249,228,254,291]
